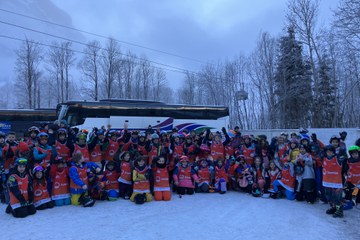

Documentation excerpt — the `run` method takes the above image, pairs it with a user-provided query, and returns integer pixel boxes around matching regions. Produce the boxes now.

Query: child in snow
[271,159,296,200]
[55,128,72,165]
[32,165,54,210]
[236,156,253,193]
[152,155,171,201]
[214,158,228,194]
[195,159,214,193]
[173,156,199,195]
[226,156,239,191]
[344,146,360,209]
[286,139,300,164]
[69,152,101,207]
[118,151,133,200]
[88,170,108,201]
[130,156,152,204]
[6,158,36,218]
[103,160,120,201]
[322,145,345,218]
[2,131,19,174]
[264,161,281,193]
[33,132,56,169]
[252,156,265,196]
[294,145,316,203]
[50,156,70,206]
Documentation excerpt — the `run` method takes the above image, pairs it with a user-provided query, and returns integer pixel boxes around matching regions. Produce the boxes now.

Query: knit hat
[18,142,30,153]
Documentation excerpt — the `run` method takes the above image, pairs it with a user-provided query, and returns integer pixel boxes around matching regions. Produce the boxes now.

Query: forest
[10,0,360,129]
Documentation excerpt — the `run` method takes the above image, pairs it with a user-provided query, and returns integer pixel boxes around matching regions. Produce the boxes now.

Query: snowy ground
[0,192,358,240]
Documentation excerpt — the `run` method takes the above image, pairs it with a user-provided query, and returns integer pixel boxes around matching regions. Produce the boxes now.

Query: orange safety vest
[137,143,148,156]
[9,174,29,209]
[118,161,132,185]
[90,144,103,163]
[280,167,295,191]
[154,167,170,191]
[56,141,71,162]
[211,141,224,161]
[133,167,150,193]
[149,145,161,166]
[241,145,255,165]
[215,165,228,183]
[173,143,184,160]
[224,144,234,158]
[322,156,343,188]
[52,168,70,200]
[184,144,196,163]
[104,140,119,161]
[347,161,360,187]
[104,170,120,191]
[3,144,18,171]
[277,144,288,164]
[70,165,88,189]
[268,169,280,191]
[74,144,90,162]
[198,167,211,184]
[35,146,52,168]
[33,180,51,207]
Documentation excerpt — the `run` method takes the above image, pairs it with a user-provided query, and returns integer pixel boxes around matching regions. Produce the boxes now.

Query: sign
[0,121,11,133]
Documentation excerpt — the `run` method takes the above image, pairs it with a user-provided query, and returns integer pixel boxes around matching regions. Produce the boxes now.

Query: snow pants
[54,198,71,206]
[154,191,171,201]
[11,204,36,218]
[273,180,295,200]
[130,192,152,202]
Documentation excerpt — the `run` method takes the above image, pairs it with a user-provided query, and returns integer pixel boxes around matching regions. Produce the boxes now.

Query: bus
[56,99,230,133]
[0,109,57,137]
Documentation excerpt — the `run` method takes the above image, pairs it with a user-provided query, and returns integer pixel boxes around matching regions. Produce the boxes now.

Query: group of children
[0,123,359,219]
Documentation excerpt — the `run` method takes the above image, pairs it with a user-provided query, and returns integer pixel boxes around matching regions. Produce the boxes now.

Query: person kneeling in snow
[6,158,36,218]
[69,152,101,207]
[152,155,171,201]
[173,156,199,195]
[270,159,296,200]
[103,161,120,201]
[214,158,228,194]
[195,159,214,193]
[32,165,54,210]
[130,156,152,204]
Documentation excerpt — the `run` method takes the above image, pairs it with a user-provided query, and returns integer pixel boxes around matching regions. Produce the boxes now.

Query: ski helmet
[348,145,360,154]
[15,158,28,166]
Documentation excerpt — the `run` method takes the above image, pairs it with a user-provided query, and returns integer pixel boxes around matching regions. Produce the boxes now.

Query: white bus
[56,99,230,133]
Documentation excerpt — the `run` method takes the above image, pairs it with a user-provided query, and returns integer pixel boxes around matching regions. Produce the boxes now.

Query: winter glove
[137,174,146,181]
[221,127,227,134]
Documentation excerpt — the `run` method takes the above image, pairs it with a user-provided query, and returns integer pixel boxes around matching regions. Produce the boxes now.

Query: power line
[0,34,189,75]
[0,8,207,64]
[0,20,197,74]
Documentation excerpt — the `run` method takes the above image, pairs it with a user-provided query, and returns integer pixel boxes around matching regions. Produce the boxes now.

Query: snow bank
[0,192,358,240]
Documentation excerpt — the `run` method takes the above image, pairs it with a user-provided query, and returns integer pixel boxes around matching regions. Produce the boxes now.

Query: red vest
[211,141,224,161]
[215,166,228,182]
[35,146,52,168]
[281,167,295,191]
[3,144,18,171]
[56,141,71,162]
[154,167,170,191]
[118,161,132,184]
[149,145,161,166]
[70,165,88,189]
[104,170,120,191]
[227,163,238,179]
[104,140,119,161]
[347,161,360,186]
[198,167,211,184]
[74,144,90,162]
[268,169,280,191]
[52,168,70,200]
[173,143,184,160]
[184,144,196,163]
[241,145,255,165]
[33,180,51,207]
[277,144,288,164]
[9,174,29,209]
[133,167,150,193]
[322,156,343,188]
[90,144,103,163]
[224,144,234,158]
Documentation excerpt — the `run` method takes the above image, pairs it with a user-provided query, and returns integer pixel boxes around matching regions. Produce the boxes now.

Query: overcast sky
[50,0,339,88]
[0,0,340,90]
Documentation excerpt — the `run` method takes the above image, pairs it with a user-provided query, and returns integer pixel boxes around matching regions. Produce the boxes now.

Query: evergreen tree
[274,27,312,128]
[314,56,337,127]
